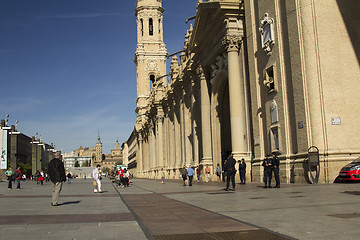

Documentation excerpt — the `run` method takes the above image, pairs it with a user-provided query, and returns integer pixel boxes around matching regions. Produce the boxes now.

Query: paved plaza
[0,177,359,240]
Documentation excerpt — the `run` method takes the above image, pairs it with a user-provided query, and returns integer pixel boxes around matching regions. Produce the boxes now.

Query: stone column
[198,66,213,167]
[168,101,176,178]
[145,134,149,177]
[163,109,169,168]
[184,89,192,167]
[137,133,143,175]
[223,35,248,159]
[174,96,182,170]
[180,90,186,167]
[156,107,164,169]
[150,122,156,178]
[191,79,199,165]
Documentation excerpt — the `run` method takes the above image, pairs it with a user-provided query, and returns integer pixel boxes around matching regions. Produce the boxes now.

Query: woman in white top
[92,164,102,193]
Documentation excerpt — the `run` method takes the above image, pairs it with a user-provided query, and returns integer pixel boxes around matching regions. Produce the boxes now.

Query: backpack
[14,171,20,178]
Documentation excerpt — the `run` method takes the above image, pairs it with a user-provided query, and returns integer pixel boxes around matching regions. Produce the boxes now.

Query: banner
[0,129,7,169]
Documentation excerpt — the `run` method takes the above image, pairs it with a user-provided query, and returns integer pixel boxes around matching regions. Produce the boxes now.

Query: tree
[17,162,32,177]
[81,160,89,167]
[74,161,80,167]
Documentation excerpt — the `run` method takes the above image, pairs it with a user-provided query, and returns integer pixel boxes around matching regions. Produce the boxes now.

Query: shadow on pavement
[60,200,81,206]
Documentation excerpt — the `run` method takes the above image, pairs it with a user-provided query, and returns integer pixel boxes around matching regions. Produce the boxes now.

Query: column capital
[137,133,143,142]
[156,107,164,123]
[196,65,206,80]
[222,35,242,52]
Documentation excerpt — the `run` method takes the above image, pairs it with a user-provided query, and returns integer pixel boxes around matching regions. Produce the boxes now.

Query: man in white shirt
[92,164,102,193]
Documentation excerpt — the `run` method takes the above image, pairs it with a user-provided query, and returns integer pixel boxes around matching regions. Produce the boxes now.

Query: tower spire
[97,131,101,144]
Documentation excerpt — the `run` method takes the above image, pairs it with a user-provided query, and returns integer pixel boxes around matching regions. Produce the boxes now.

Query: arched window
[150,74,155,83]
[149,18,153,36]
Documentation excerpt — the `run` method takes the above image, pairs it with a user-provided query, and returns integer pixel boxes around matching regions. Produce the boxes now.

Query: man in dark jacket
[272,153,280,188]
[239,158,246,184]
[48,152,66,206]
[224,153,236,191]
[262,155,273,188]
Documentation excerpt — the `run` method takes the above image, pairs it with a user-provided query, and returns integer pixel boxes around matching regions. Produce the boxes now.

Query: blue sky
[0,0,197,153]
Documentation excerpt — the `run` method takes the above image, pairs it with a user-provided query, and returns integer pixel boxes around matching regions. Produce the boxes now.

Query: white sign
[331,117,341,125]
[0,129,8,169]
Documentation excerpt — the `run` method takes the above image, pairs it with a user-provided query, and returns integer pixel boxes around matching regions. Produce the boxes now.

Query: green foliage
[74,161,80,167]
[17,162,32,176]
[81,160,90,167]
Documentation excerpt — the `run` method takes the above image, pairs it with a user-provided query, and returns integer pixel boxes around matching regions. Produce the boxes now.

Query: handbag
[93,180,97,186]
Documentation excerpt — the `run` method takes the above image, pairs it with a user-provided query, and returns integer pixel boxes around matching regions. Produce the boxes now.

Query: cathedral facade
[129,0,360,183]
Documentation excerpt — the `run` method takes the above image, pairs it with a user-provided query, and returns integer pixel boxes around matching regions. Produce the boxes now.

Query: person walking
[39,170,44,185]
[216,163,222,183]
[14,167,22,189]
[223,153,236,191]
[262,155,273,188]
[67,172,72,184]
[48,152,66,206]
[196,166,201,183]
[123,169,130,187]
[272,153,280,188]
[179,165,188,186]
[5,167,13,189]
[93,164,102,193]
[205,164,211,182]
[187,165,194,186]
[160,168,165,184]
[239,158,246,184]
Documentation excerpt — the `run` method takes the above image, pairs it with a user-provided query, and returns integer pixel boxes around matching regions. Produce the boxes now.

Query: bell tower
[95,132,102,164]
[135,0,167,123]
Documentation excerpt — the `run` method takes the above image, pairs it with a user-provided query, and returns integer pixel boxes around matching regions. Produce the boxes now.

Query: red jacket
[118,169,124,177]
[15,170,22,180]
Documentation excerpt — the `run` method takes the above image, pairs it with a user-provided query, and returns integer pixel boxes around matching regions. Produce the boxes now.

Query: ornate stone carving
[259,13,275,55]
[270,100,278,124]
[196,66,205,80]
[146,59,159,71]
[210,53,228,79]
[136,44,144,52]
[222,35,242,52]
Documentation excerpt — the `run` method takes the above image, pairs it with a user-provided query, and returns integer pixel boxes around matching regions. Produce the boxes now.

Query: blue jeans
[188,175,193,186]
[7,177,12,189]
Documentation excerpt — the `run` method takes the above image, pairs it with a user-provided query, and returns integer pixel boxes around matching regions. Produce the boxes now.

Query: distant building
[1,119,56,177]
[62,153,92,168]
[102,140,123,169]
[122,129,137,173]
[63,136,123,170]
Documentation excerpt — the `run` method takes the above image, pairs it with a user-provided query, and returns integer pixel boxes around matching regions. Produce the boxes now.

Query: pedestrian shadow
[60,201,81,206]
